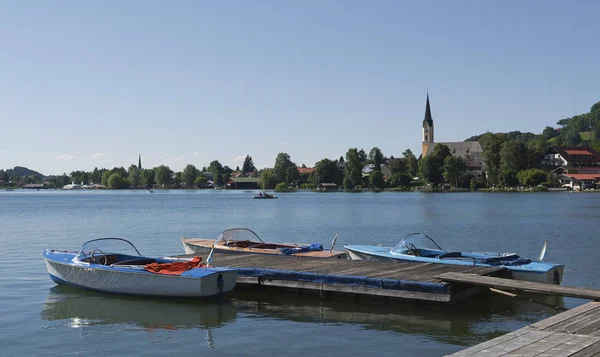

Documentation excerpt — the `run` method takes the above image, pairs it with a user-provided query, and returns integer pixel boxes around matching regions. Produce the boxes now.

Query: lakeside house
[541,146,600,174]
[557,173,600,190]
[362,163,392,178]
[22,183,48,189]
[317,183,338,191]
[226,177,261,190]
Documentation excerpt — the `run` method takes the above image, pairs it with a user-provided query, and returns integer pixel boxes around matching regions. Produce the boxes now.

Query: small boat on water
[182,228,347,259]
[42,237,237,297]
[345,233,564,285]
[253,192,277,199]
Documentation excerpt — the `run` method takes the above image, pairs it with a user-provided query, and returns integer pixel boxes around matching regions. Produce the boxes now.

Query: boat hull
[44,257,237,297]
[345,246,564,285]
[182,238,347,259]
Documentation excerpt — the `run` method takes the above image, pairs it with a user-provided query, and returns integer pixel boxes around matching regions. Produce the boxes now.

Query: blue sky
[1,0,599,175]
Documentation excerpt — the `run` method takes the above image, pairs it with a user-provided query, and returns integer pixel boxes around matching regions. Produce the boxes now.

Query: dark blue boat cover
[280,243,323,255]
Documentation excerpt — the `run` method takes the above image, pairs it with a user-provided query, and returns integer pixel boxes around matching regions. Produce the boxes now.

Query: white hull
[511,266,564,285]
[45,259,236,297]
[182,241,212,255]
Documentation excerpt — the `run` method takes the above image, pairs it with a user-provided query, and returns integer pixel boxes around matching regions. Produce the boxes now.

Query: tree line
[3,100,598,190]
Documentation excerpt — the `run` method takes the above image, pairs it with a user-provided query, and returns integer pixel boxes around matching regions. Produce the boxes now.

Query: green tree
[213,170,223,187]
[128,166,142,188]
[432,144,452,167]
[70,170,90,185]
[500,140,529,172]
[154,165,173,188]
[369,170,385,189]
[0,170,8,182]
[313,158,338,185]
[242,155,256,173]
[517,169,547,187]
[90,167,103,184]
[207,160,224,174]
[222,166,233,174]
[545,172,560,187]
[286,165,298,184]
[141,168,155,188]
[368,147,384,171]
[194,175,208,188]
[260,169,278,189]
[101,171,112,186]
[344,148,363,189]
[419,155,443,186]
[172,172,183,188]
[357,149,367,165]
[107,173,128,189]
[402,149,419,177]
[182,164,199,188]
[542,126,558,141]
[275,182,289,192]
[443,156,467,188]
[591,102,600,112]
[479,132,506,186]
[387,173,412,189]
[273,153,295,183]
[388,158,407,175]
[499,169,519,187]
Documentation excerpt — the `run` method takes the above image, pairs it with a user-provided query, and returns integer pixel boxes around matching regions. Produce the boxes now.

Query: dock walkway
[173,252,505,303]
[447,301,600,356]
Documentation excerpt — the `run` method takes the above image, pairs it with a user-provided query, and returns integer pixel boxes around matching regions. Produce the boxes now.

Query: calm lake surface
[1,190,599,356]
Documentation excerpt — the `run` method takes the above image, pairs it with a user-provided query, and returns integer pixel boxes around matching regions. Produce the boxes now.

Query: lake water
[1,190,599,356]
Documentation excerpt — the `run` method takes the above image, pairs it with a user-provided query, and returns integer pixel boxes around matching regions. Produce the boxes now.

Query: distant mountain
[5,166,45,180]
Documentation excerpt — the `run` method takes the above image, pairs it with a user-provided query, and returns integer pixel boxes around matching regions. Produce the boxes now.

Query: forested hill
[465,101,600,150]
[1,166,45,181]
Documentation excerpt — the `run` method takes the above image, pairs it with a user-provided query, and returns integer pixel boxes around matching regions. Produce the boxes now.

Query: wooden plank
[533,303,600,330]
[447,329,535,357]
[552,309,600,334]
[502,332,575,356]
[435,272,600,300]
[576,320,600,336]
[477,331,556,356]
[569,339,600,357]
[535,334,600,357]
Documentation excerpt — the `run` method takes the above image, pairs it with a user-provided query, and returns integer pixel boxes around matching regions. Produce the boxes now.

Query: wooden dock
[447,301,600,356]
[436,272,600,301]
[173,252,506,304]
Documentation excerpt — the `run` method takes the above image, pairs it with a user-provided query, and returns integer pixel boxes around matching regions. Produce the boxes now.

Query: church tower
[138,154,142,170]
[422,93,434,158]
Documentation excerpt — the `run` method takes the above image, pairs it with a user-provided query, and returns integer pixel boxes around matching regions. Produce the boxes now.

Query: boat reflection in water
[41,285,237,347]
[230,290,564,347]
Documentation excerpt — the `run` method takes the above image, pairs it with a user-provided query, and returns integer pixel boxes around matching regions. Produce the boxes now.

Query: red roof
[297,167,315,174]
[565,149,593,156]
[564,174,600,180]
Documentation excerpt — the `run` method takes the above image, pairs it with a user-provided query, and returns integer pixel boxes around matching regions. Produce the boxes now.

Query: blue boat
[42,237,237,297]
[344,233,564,285]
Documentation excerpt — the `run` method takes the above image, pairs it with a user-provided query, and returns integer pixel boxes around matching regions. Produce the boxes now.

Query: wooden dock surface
[173,252,506,303]
[436,272,600,300]
[446,301,600,356]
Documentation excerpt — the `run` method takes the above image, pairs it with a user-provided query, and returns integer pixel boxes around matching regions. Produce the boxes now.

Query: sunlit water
[1,190,599,356]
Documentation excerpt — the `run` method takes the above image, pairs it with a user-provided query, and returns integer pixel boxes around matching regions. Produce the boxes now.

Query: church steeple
[421,93,434,158]
[138,154,142,170]
[423,93,433,127]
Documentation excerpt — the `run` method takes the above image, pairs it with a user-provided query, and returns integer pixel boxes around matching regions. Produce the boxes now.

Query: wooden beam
[236,276,451,302]
[435,272,600,300]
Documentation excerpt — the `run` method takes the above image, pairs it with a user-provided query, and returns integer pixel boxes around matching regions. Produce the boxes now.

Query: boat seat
[437,252,462,259]
[112,258,157,266]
